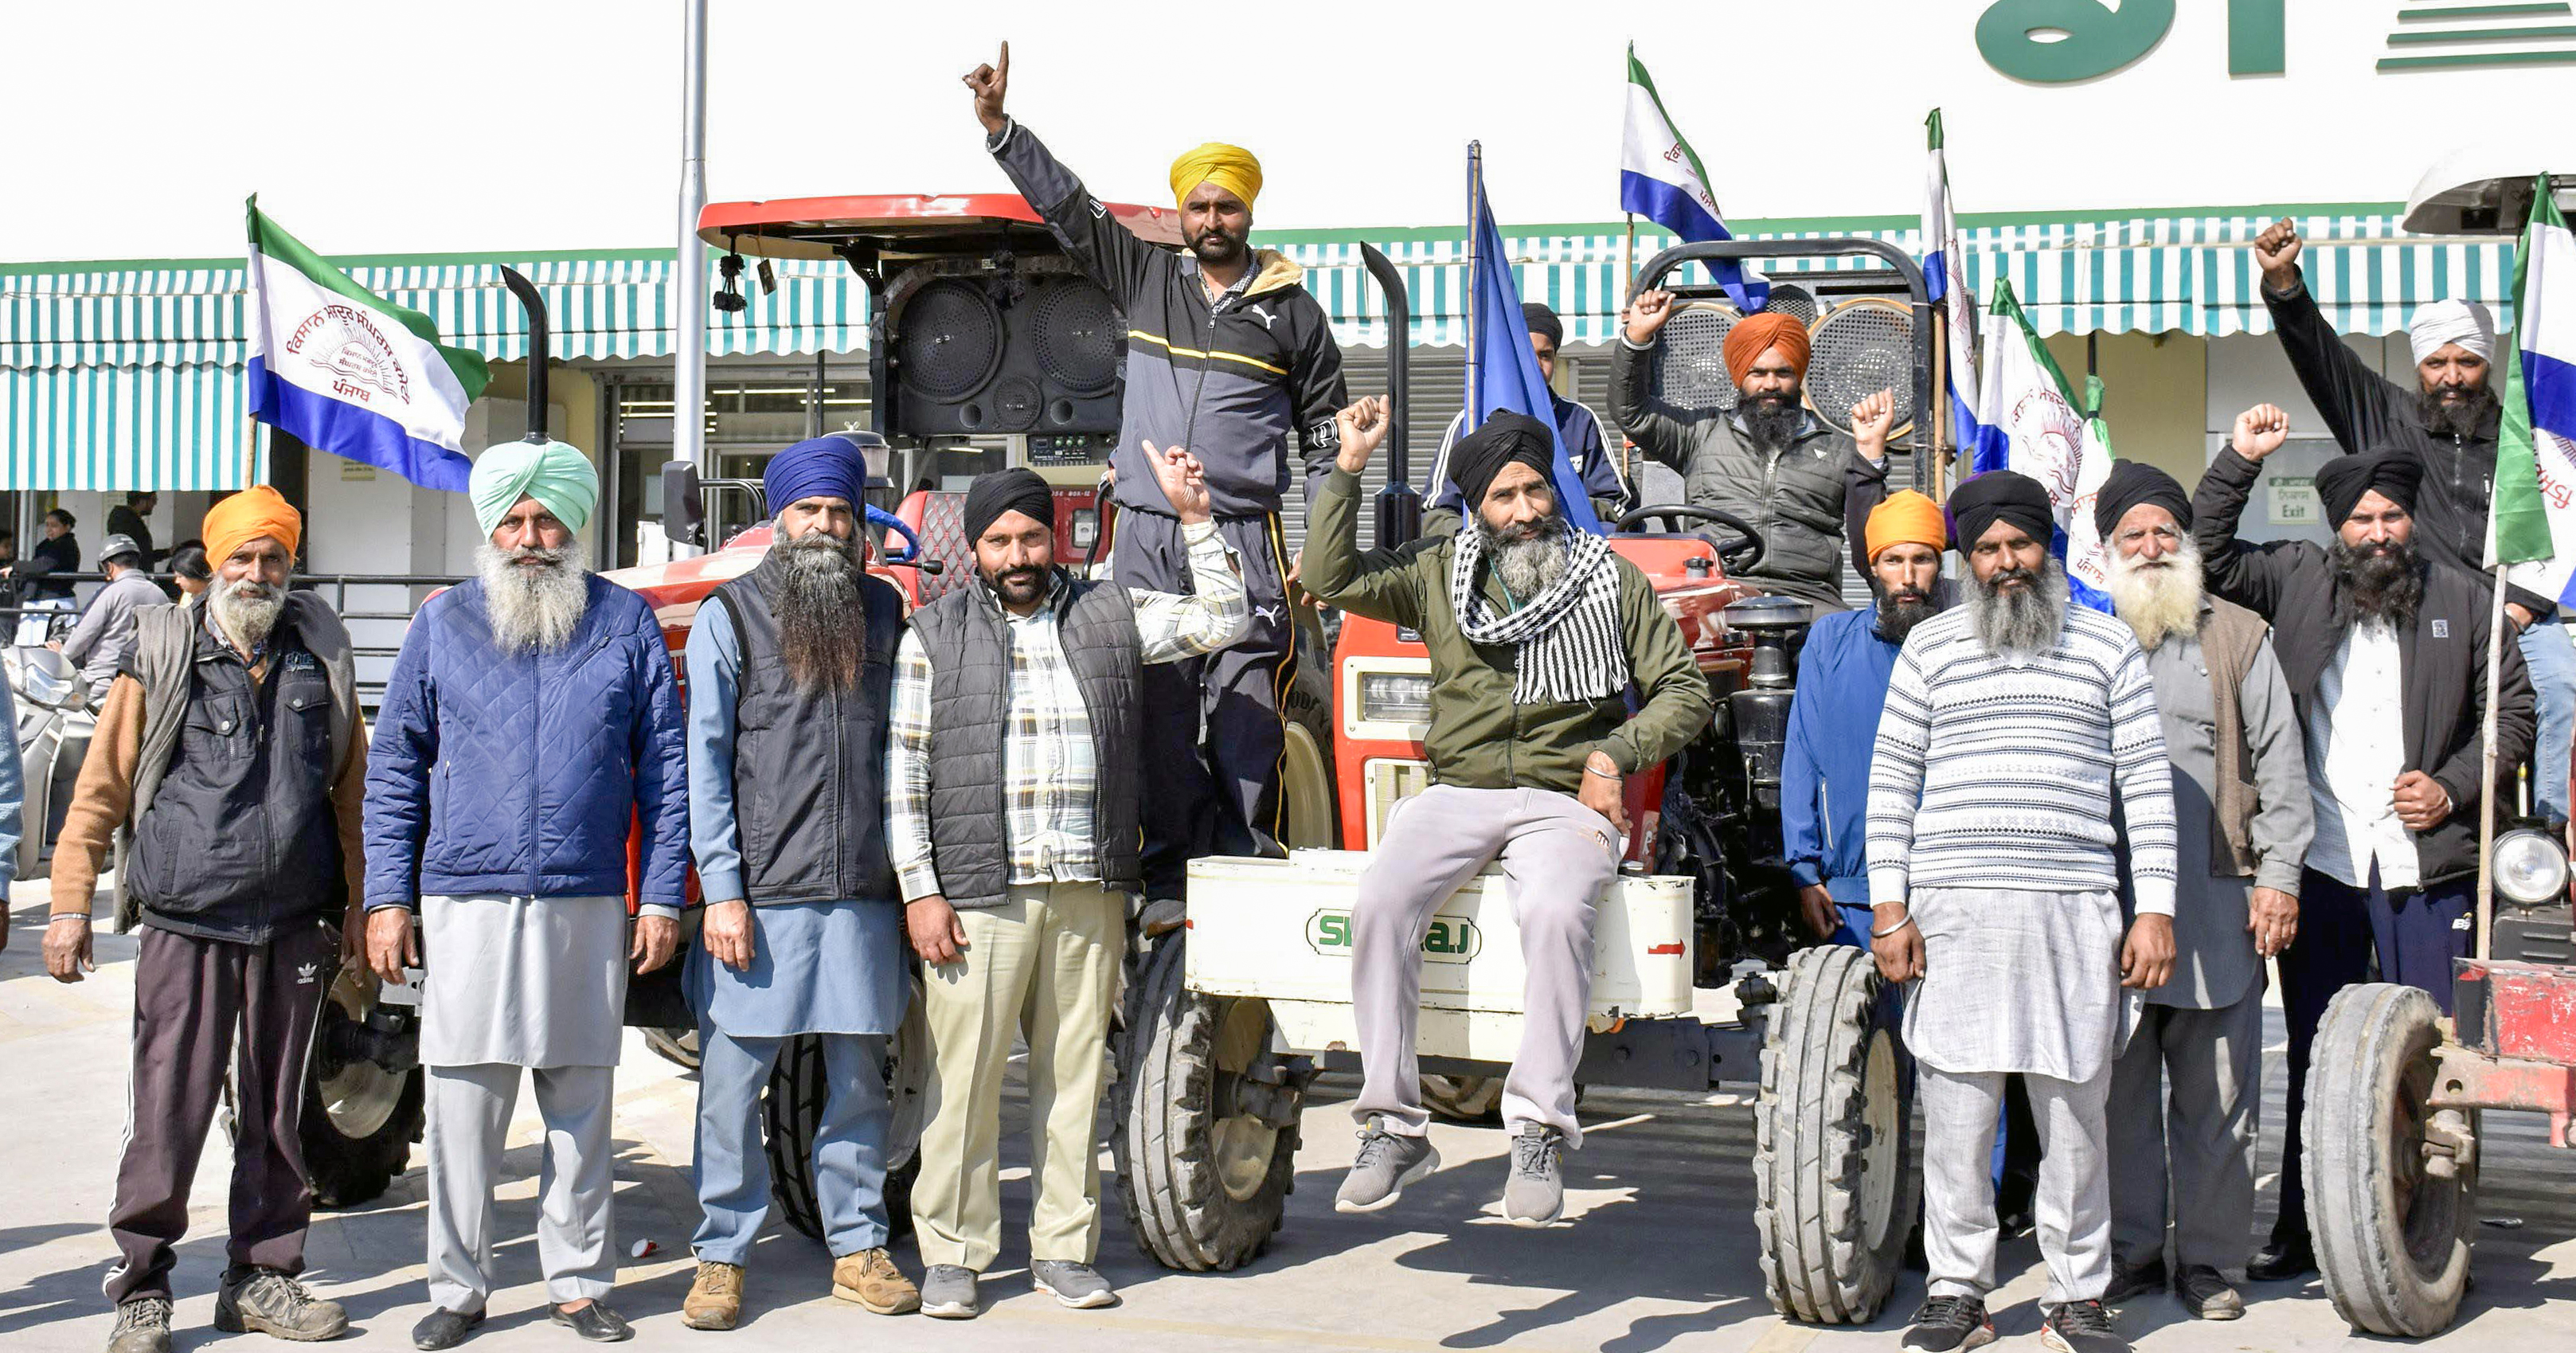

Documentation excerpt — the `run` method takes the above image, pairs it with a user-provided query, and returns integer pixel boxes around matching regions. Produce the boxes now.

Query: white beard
[478,538,592,655]
[2106,538,2207,651]
[208,576,285,652]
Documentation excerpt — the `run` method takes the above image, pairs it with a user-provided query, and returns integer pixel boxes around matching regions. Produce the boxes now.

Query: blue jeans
[2519,615,2574,823]
[692,1027,892,1262]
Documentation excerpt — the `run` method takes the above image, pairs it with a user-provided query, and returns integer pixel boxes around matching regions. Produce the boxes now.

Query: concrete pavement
[3,880,2571,1352]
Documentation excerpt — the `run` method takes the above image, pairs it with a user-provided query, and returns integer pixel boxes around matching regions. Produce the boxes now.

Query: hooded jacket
[987,121,1347,520]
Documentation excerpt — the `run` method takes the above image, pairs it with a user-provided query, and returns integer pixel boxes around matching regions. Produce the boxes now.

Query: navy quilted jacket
[362,574,690,909]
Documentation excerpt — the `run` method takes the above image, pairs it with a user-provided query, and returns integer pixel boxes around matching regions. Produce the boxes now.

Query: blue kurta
[683,600,909,1038]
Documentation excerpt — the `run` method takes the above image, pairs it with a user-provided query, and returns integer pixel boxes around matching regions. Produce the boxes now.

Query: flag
[246,197,490,491]
[1972,278,2113,610]
[1468,154,1603,534]
[1620,45,1767,313]
[1923,109,1982,456]
[2488,174,2576,613]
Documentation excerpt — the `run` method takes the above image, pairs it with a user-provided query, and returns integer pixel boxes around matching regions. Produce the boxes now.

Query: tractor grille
[1365,757,1435,848]
[895,280,1003,401]
[1807,297,1916,437]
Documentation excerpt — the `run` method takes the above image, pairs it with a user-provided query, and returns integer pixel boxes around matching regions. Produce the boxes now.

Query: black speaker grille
[1033,280,1122,395]
[1761,284,1817,326]
[897,280,1003,401]
[989,374,1042,432]
[1652,303,1741,416]
[1808,299,1917,436]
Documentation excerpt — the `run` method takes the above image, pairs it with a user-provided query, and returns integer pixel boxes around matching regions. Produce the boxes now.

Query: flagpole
[1466,142,1482,418]
[2477,563,2508,961]
[1930,315,1950,495]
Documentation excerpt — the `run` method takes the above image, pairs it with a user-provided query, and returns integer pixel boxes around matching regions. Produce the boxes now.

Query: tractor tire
[2308,983,2475,1338]
[1754,944,1916,1324]
[1279,638,1339,850]
[1114,934,1300,1271]
[641,1026,702,1070]
[1417,1075,1505,1124]
[763,980,930,1244]
[300,970,424,1210]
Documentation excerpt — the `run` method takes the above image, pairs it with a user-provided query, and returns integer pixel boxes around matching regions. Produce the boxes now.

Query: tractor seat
[889,491,975,607]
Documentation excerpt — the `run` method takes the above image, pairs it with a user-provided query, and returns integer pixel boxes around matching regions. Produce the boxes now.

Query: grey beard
[209,577,285,652]
[776,529,866,695]
[2105,538,2206,651]
[1480,511,1572,598]
[478,539,591,655]
[1967,556,2071,659]
[2330,536,2425,629]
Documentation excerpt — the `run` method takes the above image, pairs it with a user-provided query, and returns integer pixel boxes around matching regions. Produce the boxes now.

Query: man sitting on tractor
[1612,289,1891,608]
[1305,397,1713,1227]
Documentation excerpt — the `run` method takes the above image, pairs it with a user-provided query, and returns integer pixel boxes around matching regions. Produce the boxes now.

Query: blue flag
[1468,160,1604,534]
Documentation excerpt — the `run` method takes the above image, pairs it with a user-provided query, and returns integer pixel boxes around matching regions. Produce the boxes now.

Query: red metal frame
[2438,958,2576,1150]
[697,193,1183,259]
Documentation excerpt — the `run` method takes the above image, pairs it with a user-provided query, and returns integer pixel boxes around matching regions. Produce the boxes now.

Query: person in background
[107,492,161,571]
[167,546,212,602]
[0,649,25,956]
[11,507,82,643]
[55,534,162,706]
[1423,303,1631,530]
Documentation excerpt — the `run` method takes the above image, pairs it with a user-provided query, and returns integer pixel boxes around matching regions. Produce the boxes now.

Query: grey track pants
[425,1062,616,1311]
[2107,988,2264,1271]
[1921,1062,2113,1306]
[1350,784,1621,1145]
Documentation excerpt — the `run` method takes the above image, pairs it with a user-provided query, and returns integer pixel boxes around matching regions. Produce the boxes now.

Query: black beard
[774,531,866,695]
[980,561,1051,609]
[1190,226,1249,270]
[1873,585,1939,644]
[2415,381,2499,440]
[1741,389,1805,450]
[2330,535,2425,628]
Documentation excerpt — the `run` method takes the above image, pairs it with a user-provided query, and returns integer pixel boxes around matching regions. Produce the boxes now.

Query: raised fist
[1624,288,1677,346]
[2254,217,2303,292]
[2232,403,2290,461]
[1333,396,1390,473]
[1849,388,1895,459]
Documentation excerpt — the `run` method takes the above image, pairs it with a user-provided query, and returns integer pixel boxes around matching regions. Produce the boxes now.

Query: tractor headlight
[2494,827,2570,908]
[1357,672,1433,725]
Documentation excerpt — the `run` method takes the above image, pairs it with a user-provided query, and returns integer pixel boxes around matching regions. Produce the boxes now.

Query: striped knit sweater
[1866,601,2178,915]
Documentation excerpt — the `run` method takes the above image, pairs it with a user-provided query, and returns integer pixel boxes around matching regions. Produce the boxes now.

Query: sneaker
[1499,1122,1566,1228]
[2175,1265,2244,1320]
[1901,1295,1995,1351]
[2040,1299,2128,1353]
[2102,1256,2167,1304]
[215,1268,349,1341]
[1029,1260,1118,1309]
[681,1261,744,1331]
[831,1248,920,1316]
[549,1303,633,1343]
[920,1265,979,1320]
[1334,1118,1440,1214]
[410,1308,485,1351]
[106,1296,172,1353]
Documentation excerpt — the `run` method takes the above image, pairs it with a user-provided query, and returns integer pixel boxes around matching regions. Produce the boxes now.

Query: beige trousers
[910,881,1124,1271]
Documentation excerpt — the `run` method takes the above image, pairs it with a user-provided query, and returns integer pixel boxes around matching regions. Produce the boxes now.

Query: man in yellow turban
[967,42,1350,905]
[1612,285,1896,608]
[46,479,369,1350]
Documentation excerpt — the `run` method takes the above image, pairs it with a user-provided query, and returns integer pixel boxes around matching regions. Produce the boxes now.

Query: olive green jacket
[1306,467,1714,794]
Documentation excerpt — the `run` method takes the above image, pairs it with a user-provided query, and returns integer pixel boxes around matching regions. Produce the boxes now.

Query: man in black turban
[2191,402,2532,1282]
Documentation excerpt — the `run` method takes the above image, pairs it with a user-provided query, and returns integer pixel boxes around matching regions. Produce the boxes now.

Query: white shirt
[2304,620,2418,889]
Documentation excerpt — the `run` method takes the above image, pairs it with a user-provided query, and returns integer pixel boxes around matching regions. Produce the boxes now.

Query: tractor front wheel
[2308,983,2475,1338]
[1754,944,1915,1324]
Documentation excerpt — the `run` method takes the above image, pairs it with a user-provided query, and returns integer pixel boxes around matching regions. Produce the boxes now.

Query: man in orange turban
[45,477,368,1348]
[1610,285,1897,608]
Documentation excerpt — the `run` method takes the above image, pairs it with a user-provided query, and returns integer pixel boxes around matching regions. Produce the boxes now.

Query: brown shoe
[681,1261,744,1331]
[831,1248,921,1316]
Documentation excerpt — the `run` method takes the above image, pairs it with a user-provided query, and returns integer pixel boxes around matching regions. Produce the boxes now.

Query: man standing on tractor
[2190,407,2533,1284]
[1309,398,1713,1227]
[964,42,1348,910]
[45,488,365,1353]
[887,452,1250,1319]
[362,443,690,1349]
[1424,301,1631,530]
[1611,288,1892,607]
[2091,461,2312,1320]
[2254,218,2575,834]
[1867,469,2178,1353]
[677,436,920,1330]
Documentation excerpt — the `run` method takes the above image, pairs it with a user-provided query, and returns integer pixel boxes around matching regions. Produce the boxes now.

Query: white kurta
[420,894,628,1069]
[1904,886,2140,1085]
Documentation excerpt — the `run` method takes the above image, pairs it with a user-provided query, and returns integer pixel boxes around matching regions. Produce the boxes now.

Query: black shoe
[2102,1256,2168,1305]
[1902,1295,1995,1351]
[412,1308,485,1351]
[2175,1265,2244,1320]
[2246,1234,2316,1282]
[549,1303,632,1343]
[2040,1300,2128,1353]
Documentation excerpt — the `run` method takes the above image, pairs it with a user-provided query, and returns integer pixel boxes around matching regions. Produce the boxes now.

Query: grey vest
[912,571,1143,909]
[707,555,906,905]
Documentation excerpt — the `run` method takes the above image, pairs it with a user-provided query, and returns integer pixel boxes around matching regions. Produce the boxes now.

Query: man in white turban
[364,439,691,1347]
[2254,217,2575,889]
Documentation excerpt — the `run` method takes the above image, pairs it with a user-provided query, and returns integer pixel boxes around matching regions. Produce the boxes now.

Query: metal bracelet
[46,913,90,927]
[1868,913,1916,940]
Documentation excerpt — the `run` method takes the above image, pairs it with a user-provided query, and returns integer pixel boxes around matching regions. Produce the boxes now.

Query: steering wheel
[1613,503,1767,573]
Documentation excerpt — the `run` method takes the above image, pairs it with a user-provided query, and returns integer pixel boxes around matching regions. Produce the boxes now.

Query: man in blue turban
[365,437,689,1347]
[676,431,922,1328]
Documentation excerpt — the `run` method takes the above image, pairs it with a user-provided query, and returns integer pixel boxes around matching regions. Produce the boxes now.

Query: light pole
[674,0,709,488]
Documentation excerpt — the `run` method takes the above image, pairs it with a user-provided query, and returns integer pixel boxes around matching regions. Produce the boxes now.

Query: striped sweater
[1866,602,2178,915]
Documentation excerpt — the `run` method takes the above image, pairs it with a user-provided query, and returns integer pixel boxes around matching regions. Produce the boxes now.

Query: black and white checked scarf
[1448,526,1628,704]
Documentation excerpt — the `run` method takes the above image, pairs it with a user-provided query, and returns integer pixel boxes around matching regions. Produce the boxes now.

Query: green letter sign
[1976,0,2176,83]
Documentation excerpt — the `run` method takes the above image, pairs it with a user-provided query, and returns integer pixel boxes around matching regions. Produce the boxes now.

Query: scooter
[6,643,96,881]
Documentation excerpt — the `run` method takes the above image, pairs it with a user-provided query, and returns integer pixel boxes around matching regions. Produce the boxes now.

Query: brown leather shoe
[681,1261,744,1331]
[831,1249,921,1316]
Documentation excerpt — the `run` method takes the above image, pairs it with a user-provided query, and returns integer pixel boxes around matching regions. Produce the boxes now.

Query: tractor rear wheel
[763,980,929,1243]
[1114,934,1300,1271]
[1754,944,1915,1324]
[299,968,424,1209]
[2308,983,2474,1338]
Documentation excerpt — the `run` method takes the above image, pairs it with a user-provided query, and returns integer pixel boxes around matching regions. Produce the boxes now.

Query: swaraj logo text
[1307,909,1480,964]
[284,303,412,409]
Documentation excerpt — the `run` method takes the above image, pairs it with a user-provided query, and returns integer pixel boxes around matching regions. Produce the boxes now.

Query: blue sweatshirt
[1781,604,1906,905]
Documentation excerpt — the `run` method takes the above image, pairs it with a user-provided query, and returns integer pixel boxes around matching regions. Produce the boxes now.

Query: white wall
[2202,330,2414,546]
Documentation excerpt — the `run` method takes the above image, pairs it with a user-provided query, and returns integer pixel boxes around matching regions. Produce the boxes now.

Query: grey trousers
[1350,784,1620,1144]
[425,1063,616,1311]
[2107,988,2263,1270]
[1921,1063,2113,1306]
